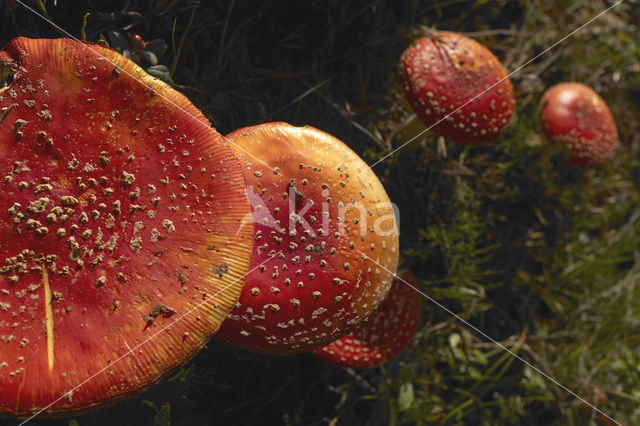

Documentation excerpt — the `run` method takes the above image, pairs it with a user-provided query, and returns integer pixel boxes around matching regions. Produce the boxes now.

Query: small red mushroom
[0,37,252,417]
[214,122,399,354]
[540,82,618,168]
[400,32,515,145]
[313,271,422,369]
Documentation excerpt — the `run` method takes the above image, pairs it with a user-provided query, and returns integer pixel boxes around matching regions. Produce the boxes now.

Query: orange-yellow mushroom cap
[214,122,399,354]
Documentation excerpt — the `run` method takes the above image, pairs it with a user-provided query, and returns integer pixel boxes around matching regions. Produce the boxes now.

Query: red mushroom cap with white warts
[214,122,399,354]
[400,32,515,145]
[540,82,618,168]
[313,271,421,369]
[0,38,252,417]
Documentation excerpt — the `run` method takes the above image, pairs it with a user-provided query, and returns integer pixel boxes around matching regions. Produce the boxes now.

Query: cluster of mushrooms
[0,31,617,418]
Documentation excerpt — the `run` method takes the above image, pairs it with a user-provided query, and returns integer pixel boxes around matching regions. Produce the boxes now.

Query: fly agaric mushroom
[400,32,515,145]
[540,82,618,168]
[214,122,399,354]
[313,270,421,369]
[0,38,252,417]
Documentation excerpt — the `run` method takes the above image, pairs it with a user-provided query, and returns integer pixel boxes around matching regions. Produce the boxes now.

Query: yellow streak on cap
[43,266,55,372]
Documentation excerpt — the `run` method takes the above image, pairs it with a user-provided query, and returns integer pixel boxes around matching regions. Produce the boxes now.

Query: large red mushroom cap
[400,32,515,145]
[0,38,252,417]
[313,271,422,369]
[214,122,399,354]
[540,82,618,168]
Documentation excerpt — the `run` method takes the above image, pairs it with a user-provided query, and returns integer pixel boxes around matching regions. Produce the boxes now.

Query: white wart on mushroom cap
[313,271,422,369]
[0,37,252,416]
[214,122,399,354]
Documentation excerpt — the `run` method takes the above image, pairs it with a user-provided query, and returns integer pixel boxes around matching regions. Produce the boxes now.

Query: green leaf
[138,50,159,66]
[80,13,90,41]
[397,382,414,411]
[448,333,461,349]
[153,402,171,426]
[106,31,129,52]
[145,39,168,58]
[146,65,175,85]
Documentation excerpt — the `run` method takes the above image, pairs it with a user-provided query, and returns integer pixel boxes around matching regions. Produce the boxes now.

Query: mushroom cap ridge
[0,37,252,417]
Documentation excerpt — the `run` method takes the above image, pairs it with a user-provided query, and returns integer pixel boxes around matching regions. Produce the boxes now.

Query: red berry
[130,33,147,50]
